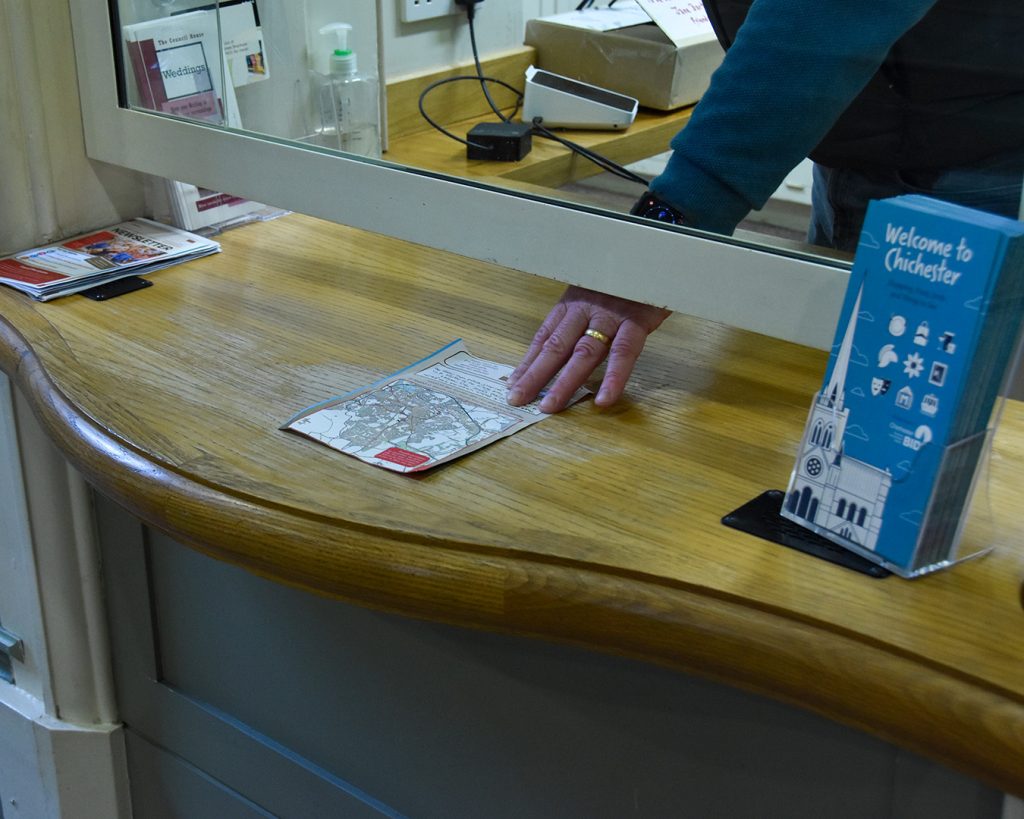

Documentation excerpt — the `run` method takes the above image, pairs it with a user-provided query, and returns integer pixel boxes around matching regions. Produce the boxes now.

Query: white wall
[0,0,145,256]
[381,0,578,77]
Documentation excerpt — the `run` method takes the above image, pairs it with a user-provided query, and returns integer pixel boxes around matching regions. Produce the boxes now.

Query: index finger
[506,307,589,406]
[507,302,567,389]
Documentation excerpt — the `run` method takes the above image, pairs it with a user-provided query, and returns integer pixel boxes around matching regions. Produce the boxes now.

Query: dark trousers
[808,153,1024,253]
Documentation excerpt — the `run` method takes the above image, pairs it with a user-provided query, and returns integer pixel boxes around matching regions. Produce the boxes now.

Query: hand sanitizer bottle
[314,23,381,158]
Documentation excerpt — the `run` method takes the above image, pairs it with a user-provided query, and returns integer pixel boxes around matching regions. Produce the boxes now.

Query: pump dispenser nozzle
[319,22,356,76]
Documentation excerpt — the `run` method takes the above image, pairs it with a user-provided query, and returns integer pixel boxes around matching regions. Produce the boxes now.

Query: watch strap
[629,191,686,225]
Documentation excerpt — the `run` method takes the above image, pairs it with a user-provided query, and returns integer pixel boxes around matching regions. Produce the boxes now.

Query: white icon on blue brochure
[903,351,925,378]
[914,321,930,346]
[929,361,948,387]
[878,344,898,367]
[920,394,939,417]
[871,377,891,396]
[888,315,907,336]
[900,424,932,451]
[896,386,914,409]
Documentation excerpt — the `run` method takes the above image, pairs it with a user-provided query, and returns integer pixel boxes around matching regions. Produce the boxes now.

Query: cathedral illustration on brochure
[784,286,892,552]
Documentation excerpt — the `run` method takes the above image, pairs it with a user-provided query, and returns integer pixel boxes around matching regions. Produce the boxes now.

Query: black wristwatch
[630,190,686,225]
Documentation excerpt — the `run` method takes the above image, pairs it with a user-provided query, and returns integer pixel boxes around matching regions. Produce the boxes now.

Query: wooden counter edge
[2,314,1023,798]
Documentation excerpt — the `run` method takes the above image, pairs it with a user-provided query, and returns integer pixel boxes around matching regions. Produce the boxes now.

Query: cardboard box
[523,19,724,111]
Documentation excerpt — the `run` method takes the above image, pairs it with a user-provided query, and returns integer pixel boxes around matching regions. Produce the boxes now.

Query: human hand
[506,285,672,413]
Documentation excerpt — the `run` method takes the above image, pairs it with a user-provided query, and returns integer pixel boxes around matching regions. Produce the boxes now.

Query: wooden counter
[1,214,1022,796]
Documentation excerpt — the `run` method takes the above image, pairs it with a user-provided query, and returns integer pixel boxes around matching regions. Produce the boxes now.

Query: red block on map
[375,447,430,468]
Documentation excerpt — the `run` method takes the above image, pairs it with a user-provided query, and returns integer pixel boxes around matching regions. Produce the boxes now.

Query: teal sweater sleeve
[648,0,939,234]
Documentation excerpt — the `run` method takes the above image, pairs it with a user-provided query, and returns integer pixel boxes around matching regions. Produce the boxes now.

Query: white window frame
[69,0,849,350]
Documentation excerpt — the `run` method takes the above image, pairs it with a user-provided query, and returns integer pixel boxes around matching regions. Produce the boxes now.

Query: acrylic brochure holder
[786,311,1024,577]
[777,328,1023,579]
[774,311,1024,577]
[760,193,1024,579]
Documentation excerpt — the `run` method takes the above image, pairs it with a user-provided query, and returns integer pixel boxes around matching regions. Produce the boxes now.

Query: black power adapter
[466,121,533,161]
[454,0,484,17]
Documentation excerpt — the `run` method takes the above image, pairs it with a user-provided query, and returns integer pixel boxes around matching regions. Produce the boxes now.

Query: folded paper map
[282,340,589,473]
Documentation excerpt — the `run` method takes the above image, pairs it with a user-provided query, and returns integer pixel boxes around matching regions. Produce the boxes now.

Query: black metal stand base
[722,490,891,578]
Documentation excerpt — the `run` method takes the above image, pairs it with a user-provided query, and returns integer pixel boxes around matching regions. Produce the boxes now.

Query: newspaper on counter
[282,340,590,473]
[0,218,220,301]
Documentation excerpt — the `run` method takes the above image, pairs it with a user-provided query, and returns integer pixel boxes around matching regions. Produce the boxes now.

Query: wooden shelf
[384,45,691,189]
[386,105,691,189]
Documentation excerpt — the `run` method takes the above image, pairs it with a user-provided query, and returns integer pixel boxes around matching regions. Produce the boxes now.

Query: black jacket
[705,0,1024,171]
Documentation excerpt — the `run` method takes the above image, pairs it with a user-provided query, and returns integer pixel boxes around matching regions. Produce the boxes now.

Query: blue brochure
[783,195,1024,575]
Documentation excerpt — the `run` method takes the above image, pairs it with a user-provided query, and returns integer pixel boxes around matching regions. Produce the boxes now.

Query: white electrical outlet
[401,0,462,23]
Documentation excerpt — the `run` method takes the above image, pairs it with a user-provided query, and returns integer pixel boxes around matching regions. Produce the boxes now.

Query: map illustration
[283,341,588,473]
[290,379,516,470]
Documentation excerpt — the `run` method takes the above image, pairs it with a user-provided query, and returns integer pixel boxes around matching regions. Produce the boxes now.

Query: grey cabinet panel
[95,493,1001,819]
[97,494,399,819]
[124,730,275,819]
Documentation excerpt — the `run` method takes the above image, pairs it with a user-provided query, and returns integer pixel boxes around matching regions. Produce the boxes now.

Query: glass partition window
[102,0,1023,270]
[79,0,858,349]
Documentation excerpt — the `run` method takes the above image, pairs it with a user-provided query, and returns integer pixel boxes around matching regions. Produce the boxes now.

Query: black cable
[531,119,650,187]
[417,79,649,185]
[418,0,652,186]
[465,6,508,123]
[418,76,523,149]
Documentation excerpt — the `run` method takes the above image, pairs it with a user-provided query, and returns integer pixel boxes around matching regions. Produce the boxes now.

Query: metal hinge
[0,625,24,662]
